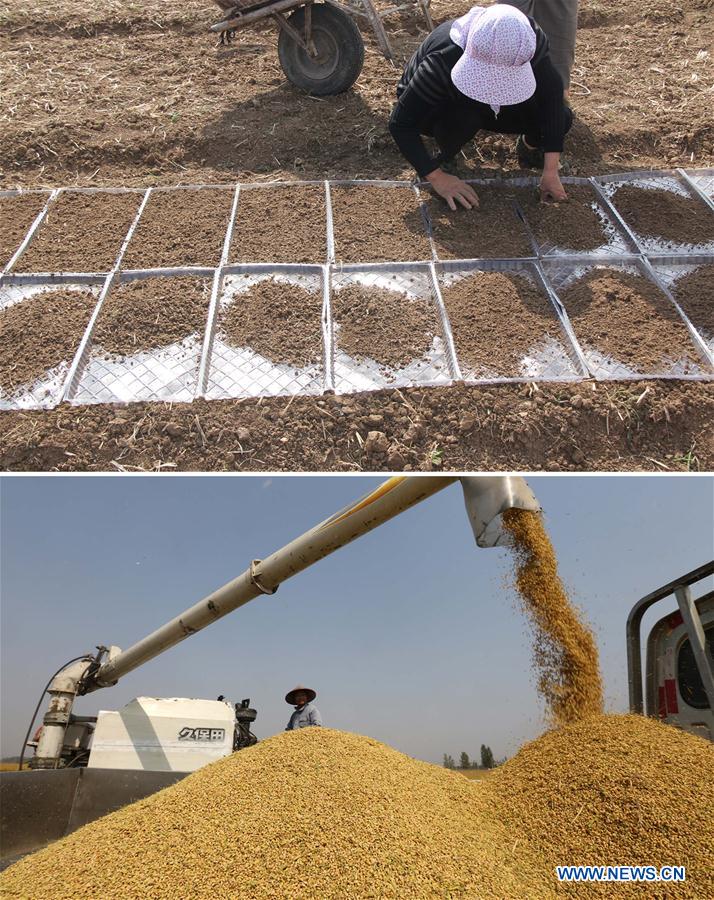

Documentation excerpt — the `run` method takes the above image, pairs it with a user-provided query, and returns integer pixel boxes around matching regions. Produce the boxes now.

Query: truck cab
[628,561,714,741]
[645,595,713,741]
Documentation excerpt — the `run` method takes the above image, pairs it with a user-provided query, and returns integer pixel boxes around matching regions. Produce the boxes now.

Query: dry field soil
[1,0,713,471]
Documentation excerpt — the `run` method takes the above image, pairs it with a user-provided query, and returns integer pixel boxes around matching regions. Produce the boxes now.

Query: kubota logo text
[178,727,225,741]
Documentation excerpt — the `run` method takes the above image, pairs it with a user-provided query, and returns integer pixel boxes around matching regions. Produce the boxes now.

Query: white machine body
[88,698,235,772]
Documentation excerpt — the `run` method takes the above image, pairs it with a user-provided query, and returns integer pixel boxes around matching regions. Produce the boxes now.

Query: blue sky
[1,475,712,764]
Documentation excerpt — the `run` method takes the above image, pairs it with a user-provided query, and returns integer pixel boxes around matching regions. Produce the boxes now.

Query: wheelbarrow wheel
[278,4,364,95]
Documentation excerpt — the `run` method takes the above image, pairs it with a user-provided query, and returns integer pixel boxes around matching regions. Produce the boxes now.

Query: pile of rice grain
[503,508,604,725]
[0,728,545,900]
[3,720,712,899]
[484,714,714,898]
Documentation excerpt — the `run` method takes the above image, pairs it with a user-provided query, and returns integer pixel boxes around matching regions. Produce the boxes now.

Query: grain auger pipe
[32,476,540,768]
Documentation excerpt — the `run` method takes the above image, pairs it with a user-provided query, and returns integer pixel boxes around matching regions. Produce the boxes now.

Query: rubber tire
[278,4,365,96]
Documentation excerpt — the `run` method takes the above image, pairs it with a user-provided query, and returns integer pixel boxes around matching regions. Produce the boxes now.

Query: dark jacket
[389,18,565,177]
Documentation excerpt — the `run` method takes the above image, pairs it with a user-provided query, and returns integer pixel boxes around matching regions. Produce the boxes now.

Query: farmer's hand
[426,170,479,211]
[540,171,568,202]
[540,153,568,202]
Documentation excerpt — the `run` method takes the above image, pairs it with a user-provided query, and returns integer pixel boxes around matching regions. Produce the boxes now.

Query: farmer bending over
[389,4,572,210]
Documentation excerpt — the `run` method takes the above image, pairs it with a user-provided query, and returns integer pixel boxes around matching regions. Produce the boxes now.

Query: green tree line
[442,745,499,770]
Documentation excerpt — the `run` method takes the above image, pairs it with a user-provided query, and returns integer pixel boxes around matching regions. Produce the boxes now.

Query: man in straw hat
[389,4,572,210]
[285,685,323,730]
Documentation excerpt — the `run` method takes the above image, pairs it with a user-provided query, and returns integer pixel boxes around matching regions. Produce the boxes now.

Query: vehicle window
[677,625,714,709]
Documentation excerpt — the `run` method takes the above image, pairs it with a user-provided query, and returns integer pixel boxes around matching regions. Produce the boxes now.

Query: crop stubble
[0,289,97,394]
[559,268,702,373]
[441,271,564,377]
[92,277,209,356]
[221,279,323,368]
[17,192,140,273]
[331,186,431,262]
[2,381,711,473]
[334,283,438,369]
[230,186,326,263]
[122,189,233,269]
[427,186,534,259]
[612,184,714,245]
[0,194,48,267]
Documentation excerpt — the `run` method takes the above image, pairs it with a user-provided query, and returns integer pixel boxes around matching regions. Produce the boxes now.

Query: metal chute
[460,476,540,547]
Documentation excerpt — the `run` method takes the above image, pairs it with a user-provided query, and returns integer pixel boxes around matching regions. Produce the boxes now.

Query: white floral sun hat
[450,5,537,111]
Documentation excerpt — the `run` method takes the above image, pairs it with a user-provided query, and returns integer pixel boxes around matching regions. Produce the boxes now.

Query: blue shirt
[286,702,322,730]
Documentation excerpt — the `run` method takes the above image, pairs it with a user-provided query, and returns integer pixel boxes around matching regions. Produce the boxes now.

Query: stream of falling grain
[502,508,603,725]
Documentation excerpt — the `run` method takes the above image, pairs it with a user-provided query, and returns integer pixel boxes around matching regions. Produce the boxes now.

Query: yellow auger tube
[88,476,538,691]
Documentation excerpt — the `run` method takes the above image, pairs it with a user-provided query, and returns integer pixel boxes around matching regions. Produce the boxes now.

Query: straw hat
[285,685,317,705]
[450,5,537,110]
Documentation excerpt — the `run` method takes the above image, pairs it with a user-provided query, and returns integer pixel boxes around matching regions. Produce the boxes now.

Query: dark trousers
[422,103,573,162]
[501,0,579,89]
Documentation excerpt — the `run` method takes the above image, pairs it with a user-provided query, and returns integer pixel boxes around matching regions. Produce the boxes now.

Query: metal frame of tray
[1,172,712,409]
[592,170,714,256]
[646,255,714,355]
[539,256,713,381]
[435,257,589,384]
[330,261,459,393]
[0,275,103,409]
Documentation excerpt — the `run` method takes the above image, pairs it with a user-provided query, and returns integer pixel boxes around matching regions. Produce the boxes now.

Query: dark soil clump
[230,185,326,263]
[122,189,233,269]
[221,279,322,368]
[519,185,608,252]
[441,271,563,376]
[92,277,209,356]
[17,191,140,273]
[0,194,48,267]
[560,268,702,373]
[672,266,714,341]
[428,186,534,259]
[331,186,431,262]
[333,283,437,369]
[612,185,714,245]
[0,289,96,394]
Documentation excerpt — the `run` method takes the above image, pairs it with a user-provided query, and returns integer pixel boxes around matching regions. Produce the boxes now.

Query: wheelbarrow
[211,0,433,95]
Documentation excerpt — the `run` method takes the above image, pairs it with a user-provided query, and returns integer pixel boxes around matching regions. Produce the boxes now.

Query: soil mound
[441,271,563,377]
[612,185,714,246]
[221,279,323,368]
[334,283,437,369]
[0,289,96,394]
[92,277,209,356]
[560,269,702,374]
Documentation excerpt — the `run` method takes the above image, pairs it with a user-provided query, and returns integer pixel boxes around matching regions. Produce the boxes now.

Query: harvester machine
[0,476,539,867]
